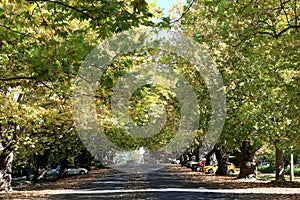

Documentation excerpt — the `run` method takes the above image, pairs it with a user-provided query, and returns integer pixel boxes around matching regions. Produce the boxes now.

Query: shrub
[285,167,300,176]
[93,162,104,168]
[258,165,275,173]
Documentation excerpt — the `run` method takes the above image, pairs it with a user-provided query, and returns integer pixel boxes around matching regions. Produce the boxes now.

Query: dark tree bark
[32,156,40,183]
[236,140,257,179]
[180,150,193,166]
[192,147,200,162]
[275,146,285,182]
[32,153,49,182]
[58,159,69,179]
[187,151,193,161]
[0,120,19,191]
[205,146,216,166]
[0,151,13,191]
[215,148,230,176]
[25,160,31,181]
[180,153,188,166]
[75,150,93,170]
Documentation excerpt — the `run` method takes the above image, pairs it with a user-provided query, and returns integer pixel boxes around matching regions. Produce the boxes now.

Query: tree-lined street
[0,0,299,197]
[3,164,300,199]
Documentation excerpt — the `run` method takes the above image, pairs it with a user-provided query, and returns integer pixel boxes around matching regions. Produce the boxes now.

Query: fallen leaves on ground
[169,164,300,189]
[2,167,111,199]
[3,164,300,199]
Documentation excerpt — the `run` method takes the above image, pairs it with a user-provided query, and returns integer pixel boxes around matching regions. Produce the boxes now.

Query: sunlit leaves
[0,0,155,175]
[181,0,300,153]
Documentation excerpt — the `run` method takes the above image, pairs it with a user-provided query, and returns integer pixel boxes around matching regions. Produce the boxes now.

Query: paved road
[49,165,299,200]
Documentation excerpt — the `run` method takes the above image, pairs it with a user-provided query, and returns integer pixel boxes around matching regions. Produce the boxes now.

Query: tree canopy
[0,0,159,190]
[181,0,300,179]
[0,0,299,190]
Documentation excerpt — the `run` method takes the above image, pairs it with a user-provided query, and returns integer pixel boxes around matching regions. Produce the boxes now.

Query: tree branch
[255,30,277,38]
[294,0,298,26]
[276,24,300,38]
[0,141,12,156]
[26,0,95,20]
[170,0,195,24]
[231,23,299,48]
[0,76,37,81]
[0,24,33,38]
[280,0,291,25]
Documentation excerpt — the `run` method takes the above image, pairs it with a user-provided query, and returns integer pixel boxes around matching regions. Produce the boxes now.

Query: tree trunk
[32,155,40,183]
[180,153,188,166]
[215,148,229,176]
[25,160,31,181]
[75,150,93,170]
[205,146,215,166]
[193,147,200,162]
[33,153,49,182]
[187,151,193,161]
[0,151,14,191]
[237,141,256,179]
[275,147,285,181]
[58,159,69,179]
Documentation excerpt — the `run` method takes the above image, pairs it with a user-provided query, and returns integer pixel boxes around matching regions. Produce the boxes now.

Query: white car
[170,159,180,164]
[186,161,199,168]
[258,162,270,167]
[67,164,88,175]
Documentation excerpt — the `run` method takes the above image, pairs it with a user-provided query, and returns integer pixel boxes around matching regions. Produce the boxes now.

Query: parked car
[67,164,88,175]
[191,162,205,172]
[186,160,199,168]
[46,168,56,175]
[258,161,270,167]
[170,159,180,164]
[204,163,236,174]
[54,164,88,176]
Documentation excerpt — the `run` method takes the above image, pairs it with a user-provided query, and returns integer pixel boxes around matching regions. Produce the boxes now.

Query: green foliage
[258,166,276,173]
[285,168,300,176]
[94,47,211,151]
[11,178,32,187]
[179,0,300,180]
[92,161,104,169]
[181,0,300,153]
[257,154,275,166]
[0,0,156,184]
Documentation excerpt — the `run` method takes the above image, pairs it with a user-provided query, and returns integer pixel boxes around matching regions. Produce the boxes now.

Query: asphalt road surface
[49,164,299,200]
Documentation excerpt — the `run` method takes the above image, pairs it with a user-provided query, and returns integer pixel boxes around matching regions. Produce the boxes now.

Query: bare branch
[0,76,37,81]
[257,20,274,29]
[0,24,33,38]
[237,24,300,47]
[35,1,49,26]
[256,30,277,38]
[294,0,298,26]
[26,0,95,20]
[276,24,300,38]
[280,0,291,25]
[170,0,195,24]
[229,34,252,48]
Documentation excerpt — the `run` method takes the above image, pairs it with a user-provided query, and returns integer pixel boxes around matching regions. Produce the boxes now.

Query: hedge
[257,165,275,173]
[285,167,300,176]
[258,166,300,176]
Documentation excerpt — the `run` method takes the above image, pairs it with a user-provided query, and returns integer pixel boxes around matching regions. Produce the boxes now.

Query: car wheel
[208,169,214,174]
[79,170,86,175]
[196,166,203,172]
